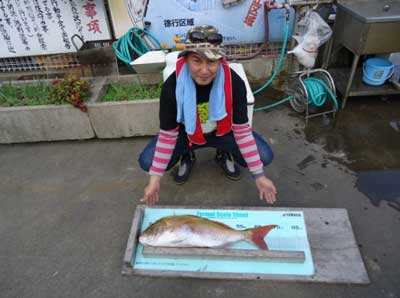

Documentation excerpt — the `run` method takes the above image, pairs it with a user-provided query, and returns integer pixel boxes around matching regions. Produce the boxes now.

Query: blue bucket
[363,58,394,86]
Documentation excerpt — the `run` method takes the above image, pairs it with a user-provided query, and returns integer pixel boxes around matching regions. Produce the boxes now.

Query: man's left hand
[255,176,276,204]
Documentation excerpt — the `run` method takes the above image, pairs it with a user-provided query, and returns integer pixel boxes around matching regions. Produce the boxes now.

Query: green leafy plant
[49,76,90,111]
[100,82,161,102]
[0,77,90,111]
[0,81,55,107]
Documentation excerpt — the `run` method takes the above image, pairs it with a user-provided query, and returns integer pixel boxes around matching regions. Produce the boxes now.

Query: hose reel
[287,69,338,120]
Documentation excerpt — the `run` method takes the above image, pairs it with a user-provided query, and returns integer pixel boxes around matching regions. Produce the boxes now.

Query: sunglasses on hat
[188,31,223,45]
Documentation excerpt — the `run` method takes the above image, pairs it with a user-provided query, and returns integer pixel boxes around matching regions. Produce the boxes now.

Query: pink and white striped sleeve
[232,123,263,173]
[148,127,179,176]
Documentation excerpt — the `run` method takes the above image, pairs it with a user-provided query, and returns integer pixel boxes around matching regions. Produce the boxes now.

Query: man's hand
[140,175,161,205]
[254,175,276,204]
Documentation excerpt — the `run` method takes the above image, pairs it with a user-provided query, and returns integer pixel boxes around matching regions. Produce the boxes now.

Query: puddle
[303,96,400,210]
[356,170,400,212]
[253,87,400,210]
[304,96,400,172]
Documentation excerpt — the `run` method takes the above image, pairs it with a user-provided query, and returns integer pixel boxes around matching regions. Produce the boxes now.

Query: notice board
[0,0,111,58]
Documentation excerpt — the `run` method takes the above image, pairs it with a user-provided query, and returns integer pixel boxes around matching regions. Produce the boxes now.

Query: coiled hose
[255,77,339,112]
[113,27,162,65]
[303,77,338,110]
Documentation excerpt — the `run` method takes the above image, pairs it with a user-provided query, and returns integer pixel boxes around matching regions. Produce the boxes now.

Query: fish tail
[247,225,277,250]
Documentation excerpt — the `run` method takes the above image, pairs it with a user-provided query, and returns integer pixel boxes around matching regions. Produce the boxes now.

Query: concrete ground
[1,99,399,298]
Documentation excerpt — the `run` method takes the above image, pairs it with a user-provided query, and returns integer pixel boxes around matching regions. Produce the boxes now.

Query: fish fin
[249,225,277,250]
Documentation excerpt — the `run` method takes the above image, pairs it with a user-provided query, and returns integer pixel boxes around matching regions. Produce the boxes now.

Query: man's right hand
[140,175,161,205]
[254,175,277,205]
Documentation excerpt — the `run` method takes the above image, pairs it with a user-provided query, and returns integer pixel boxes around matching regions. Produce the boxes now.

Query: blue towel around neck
[175,63,226,135]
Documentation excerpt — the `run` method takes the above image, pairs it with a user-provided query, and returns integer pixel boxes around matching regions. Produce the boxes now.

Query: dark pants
[138,127,274,171]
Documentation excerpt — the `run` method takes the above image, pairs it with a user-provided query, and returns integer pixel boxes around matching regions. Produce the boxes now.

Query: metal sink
[335,0,400,54]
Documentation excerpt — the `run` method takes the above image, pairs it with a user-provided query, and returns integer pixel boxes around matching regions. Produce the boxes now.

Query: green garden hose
[113,27,162,65]
[254,78,338,112]
[253,11,338,112]
[253,17,291,96]
[303,77,338,110]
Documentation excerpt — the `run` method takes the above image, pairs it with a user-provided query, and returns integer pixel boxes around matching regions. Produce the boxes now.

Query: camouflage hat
[179,25,225,61]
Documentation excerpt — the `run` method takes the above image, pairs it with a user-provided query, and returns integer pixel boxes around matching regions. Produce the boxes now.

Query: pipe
[229,1,288,60]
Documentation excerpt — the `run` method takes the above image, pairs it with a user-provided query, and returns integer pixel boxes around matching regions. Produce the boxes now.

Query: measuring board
[122,205,369,284]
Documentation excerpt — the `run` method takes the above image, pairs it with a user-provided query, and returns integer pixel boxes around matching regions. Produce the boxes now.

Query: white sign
[0,0,111,58]
[144,0,294,47]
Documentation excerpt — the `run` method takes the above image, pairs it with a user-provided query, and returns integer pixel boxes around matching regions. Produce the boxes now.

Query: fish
[139,215,277,250]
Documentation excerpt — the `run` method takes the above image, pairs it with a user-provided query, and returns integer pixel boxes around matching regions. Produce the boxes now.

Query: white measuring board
[133,208,314,276]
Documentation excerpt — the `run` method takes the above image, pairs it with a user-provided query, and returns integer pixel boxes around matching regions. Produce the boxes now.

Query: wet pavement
[254,89,400,213]
[303,96,400,212]
[1,90,400,298]
[304,96,400,172]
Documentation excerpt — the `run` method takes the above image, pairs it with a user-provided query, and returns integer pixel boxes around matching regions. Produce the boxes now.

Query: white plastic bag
[288,10,332,68]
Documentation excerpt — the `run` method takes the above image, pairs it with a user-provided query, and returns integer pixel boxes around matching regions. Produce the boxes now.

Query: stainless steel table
[323,0,400,108]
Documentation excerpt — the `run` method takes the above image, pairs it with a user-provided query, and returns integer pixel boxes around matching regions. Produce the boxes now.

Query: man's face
[186,53,220,85]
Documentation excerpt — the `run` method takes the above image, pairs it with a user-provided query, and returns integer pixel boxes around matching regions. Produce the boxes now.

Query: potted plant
[87,73,162,138]
[0,76,94,143]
